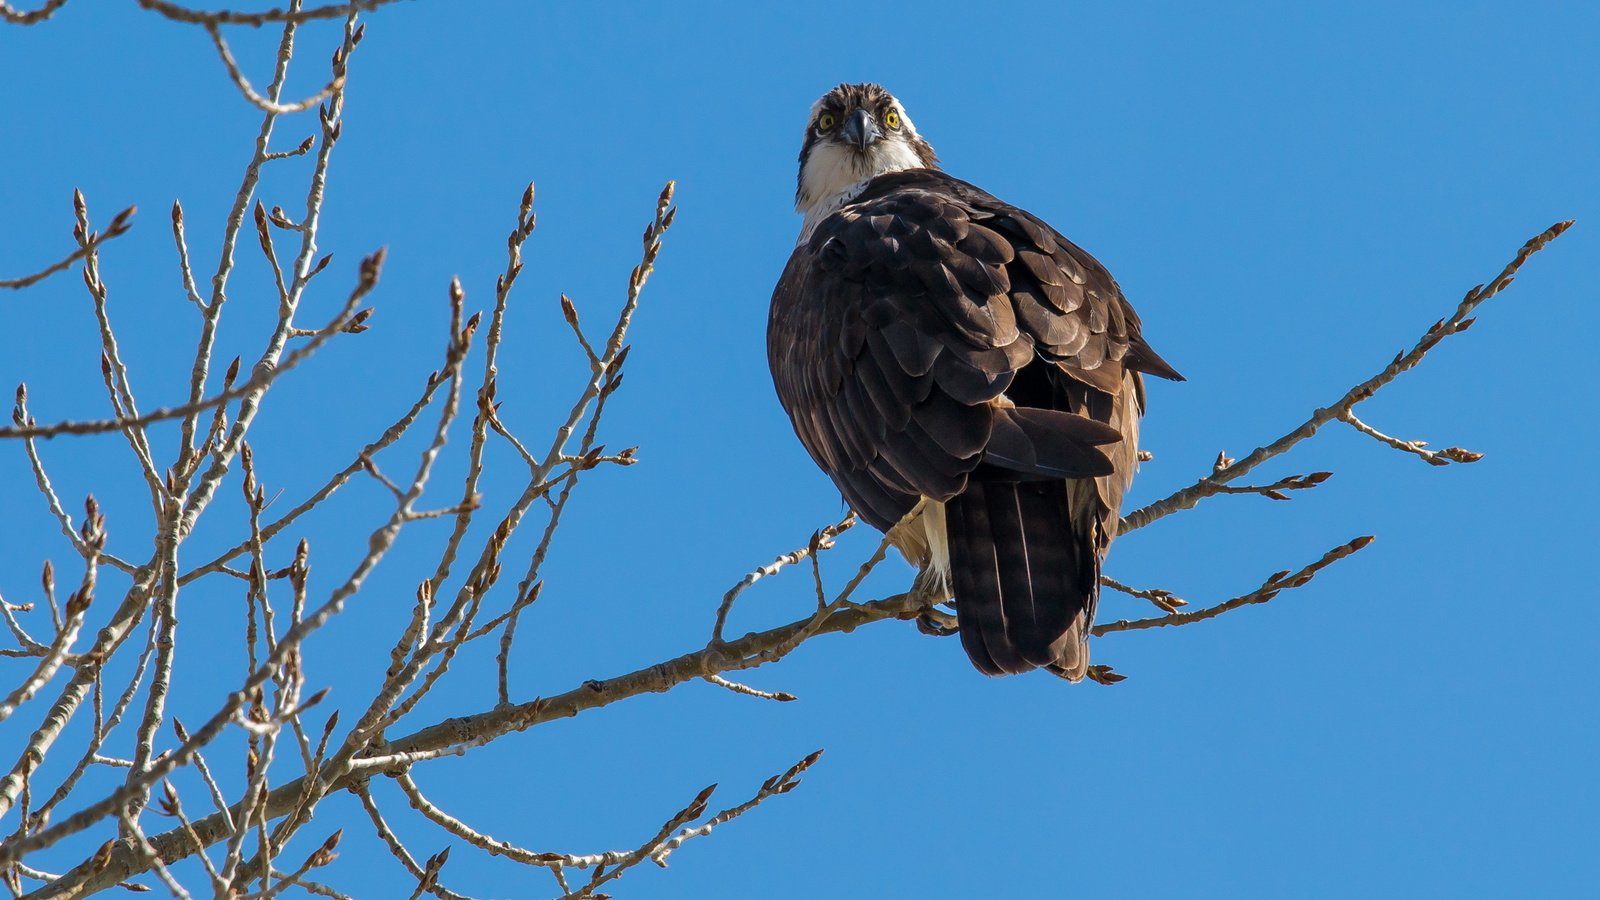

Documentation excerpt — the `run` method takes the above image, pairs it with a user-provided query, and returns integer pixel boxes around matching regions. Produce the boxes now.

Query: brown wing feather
[769,169,1179,676]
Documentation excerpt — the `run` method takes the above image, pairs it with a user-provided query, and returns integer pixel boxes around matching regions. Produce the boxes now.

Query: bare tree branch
[133,0,407,27]
[1094,536,1375,636]
[1121,220,1573,534]
[0,0,70,25]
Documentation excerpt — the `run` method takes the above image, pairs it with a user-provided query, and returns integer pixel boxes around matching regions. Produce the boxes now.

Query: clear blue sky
[2,2,1596,897]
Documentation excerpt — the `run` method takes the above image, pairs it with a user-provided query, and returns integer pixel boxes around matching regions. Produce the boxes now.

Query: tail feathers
[949,481,1097,676]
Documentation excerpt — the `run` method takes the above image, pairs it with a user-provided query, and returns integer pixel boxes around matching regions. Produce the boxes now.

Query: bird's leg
[910,567,958,636]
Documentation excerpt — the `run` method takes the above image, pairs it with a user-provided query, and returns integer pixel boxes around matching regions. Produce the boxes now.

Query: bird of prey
[768,83,1181,680]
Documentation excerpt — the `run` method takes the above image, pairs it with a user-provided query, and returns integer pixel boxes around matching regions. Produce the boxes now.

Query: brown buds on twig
[1095,535,1377,638]
[1,201,135,291]
[1085,665,1126,685]
[1213,471,1333,501]
[1101,576,1187,613]
[414,847,450,899]
[341,308,374,334]
[307,253,334,281]
[1338,409,1484,466]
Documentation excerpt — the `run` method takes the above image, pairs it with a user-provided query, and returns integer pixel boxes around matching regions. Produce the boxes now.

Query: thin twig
[204,22,345,114]
[168,201,206,309]
[712,514,855,644]
[1338,409,1484,466]
[649,750,822,867]
[0,207,135,290]
[1100,575,1187,614]
[703,674,796,703]
[393,772,552,867]
[1094,536,1375,635]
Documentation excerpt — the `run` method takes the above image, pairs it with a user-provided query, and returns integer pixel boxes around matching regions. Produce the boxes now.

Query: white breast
[796,139,930,245]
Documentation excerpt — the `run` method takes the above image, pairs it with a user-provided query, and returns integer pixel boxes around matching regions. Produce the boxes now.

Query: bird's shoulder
[785,168,1180,386]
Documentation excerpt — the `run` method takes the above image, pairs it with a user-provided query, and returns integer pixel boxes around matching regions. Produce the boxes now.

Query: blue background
[2,2,1595,897]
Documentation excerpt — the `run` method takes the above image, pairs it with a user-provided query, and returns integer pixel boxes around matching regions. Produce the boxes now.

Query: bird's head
[795,83,938,214]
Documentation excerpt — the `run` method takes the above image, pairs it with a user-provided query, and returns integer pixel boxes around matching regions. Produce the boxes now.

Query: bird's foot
[914,607,958,637]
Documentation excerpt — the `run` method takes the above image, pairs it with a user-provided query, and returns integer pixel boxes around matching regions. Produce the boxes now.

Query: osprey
[768,84,1182,679]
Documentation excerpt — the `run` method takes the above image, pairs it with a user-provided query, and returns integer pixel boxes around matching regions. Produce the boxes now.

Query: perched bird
[768,83,1182,680]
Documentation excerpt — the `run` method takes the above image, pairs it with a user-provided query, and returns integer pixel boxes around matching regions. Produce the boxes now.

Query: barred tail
[947,480,1097,679]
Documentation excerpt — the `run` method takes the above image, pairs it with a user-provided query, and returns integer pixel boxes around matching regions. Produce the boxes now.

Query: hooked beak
[839,108,879,151]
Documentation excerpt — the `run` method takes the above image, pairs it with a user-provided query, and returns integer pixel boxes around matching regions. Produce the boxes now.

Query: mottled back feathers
[770,168,1180,536]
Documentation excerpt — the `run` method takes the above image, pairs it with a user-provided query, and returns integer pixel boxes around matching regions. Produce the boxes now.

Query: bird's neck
[795,141,930,245]
[796,178,874,245]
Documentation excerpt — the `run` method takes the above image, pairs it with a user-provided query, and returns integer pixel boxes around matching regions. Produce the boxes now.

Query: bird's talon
[915,610,958,637]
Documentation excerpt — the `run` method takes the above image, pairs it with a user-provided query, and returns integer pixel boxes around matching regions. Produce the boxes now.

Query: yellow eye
[884,110,901,129]
[817,113,837,131]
